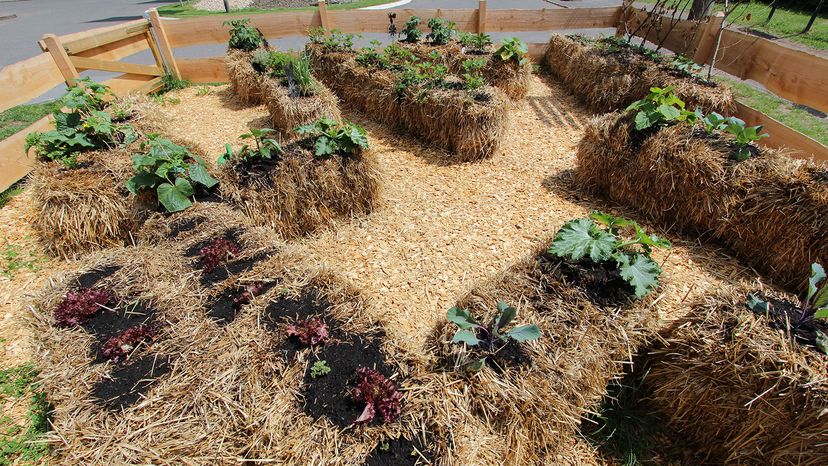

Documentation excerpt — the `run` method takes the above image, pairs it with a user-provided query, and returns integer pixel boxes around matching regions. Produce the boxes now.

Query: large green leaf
[506,324,541,342]
[157,182,192,213]
[549,218,616,262]
[452,329,481,346]
[447,307,479,329]
[175,177,194,197]
[188,163,219,189]
[125,172,158,195]
[616,254,661,298]
[590,211,636,232]
[807,263,826,304]
[634,111,654,131]
[495,301,516,334]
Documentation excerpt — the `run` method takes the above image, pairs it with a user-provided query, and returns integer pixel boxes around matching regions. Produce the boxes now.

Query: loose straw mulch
[576,111,828,290]
[644,286,828,465]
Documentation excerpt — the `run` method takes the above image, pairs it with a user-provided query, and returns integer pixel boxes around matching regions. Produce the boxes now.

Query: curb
[359,0,412,10]
[0,13,16,21]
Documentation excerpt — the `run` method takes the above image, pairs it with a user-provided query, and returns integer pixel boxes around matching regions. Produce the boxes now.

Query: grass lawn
[158,0,396,18]
[635,0,828,51]
[0,101,60,143]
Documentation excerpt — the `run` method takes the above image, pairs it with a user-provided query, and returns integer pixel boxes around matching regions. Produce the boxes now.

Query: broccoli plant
[426,17,456,45]
[721,117,768,161]
[494,37,528,65]
[284,316,330,346]
[350,367,402,425]
[218,128,283,165]
[625,86,698,131]
[462,58,486,92]
[549,212,672,298]
[401,16,423,43]
[53,288,113,327]
[310,360,331,379]
[126,135,219,213]
[198,237,241,273]
[101,325,155,363]
[748,263,828,325]
[224,19,265,52]
[447,301,541,371]
[458,32,492,54]
[295,117,369,158]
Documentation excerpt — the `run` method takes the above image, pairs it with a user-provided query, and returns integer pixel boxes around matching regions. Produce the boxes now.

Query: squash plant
[549,212,672,298]
[224,19,265,52]
[625,86,699,131]
[448,301,542,371]
[218,128,283,165]
[126,135,218,213]
[295,117,369,158]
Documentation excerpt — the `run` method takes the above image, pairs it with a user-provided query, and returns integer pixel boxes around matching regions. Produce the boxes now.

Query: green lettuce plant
[549,212,672,298]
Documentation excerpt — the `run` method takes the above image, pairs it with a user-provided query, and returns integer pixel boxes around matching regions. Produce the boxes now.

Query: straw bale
[219,142,380,239]
[262,74,341,141]
[425,241,663,465]
[644,286,828,465]
[226,48,267,106]
[576,112,826,290]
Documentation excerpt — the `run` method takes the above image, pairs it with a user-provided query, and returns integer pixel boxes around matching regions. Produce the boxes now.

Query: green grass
[0,183,24,210]
[158,0,395,18]
[0,364,51,464]
[0,100,60,143]
[635,0,828,50]
[717,76,828,146]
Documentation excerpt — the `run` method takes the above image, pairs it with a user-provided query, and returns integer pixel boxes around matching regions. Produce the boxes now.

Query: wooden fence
[0,0,825,191]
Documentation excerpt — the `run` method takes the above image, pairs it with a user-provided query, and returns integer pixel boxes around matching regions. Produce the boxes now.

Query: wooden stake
[41,34,80,87]
[693,12,724,66]
[478,0,488,34]
[319,0,332,31]
[147,8,181,79]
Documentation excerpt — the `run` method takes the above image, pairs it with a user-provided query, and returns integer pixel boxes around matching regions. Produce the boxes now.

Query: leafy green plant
[126,135,218,213]
[448,301,541,371]
[670,55,703,79]
[426,17,456,46]
[625,86,698,131]
[218,128,283,165]
[284,54,318,97]
[749,263,828,324]
[308,28,356,51]
[2,242,42,278]
[356,40,385,68]
[701,111,728,135]
[462,58,486,92]
[494,37,528,65]
[721,117,768,161]
[295,117,369,158]
[224,19,265,52]
[458,32,492,53]
[0,364,51,464]
[549,212,672,298]
[310,360,331,379]
[158,74,192,94]
[61,77,114,113]
[401,16,423,43]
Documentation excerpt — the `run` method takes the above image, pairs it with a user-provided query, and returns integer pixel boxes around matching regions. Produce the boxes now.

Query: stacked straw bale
[261,75,342,140]
[644,286,828,465]
[226,48,268,106]
[426,242,663,465]
[544,34,734,114]
[576,112,828,290]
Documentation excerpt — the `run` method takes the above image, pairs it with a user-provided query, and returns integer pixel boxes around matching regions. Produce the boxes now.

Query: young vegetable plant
[295,117,369,158]
[722,117,768,161]
[53,288,113,327]
[284,316,330,346]
[101,325,155,363]
[198,237,240,273]
[426,17,456,46]
[448,301,542,371]
[218,128,283,165]
[401,16,423,43]
[549,212,672,299]
[350,367,403,425]
[126,135,219,213]
[458,32,493,54]
[308,28,356,51]
[462,58,486,92]
[625,86,698,131]
[494,37,528,65]
[670,55,703,79]
[310,360,331,379]
[224,19,265,52]
[356,40,385,68]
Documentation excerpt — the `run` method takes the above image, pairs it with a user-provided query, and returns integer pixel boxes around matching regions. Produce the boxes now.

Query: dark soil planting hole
[73,265,120,289]
[363,435,432,466]
[207,280,279,325]
[199,252,269,287]
[749,293,828,350]
[83,300,157,364]
[538,252,636,307]
[264,286,336,360]
[92,354,171,411]
[167,216,207,239]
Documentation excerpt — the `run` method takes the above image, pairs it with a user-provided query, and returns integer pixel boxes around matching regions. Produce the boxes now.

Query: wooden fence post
[319,0,332,31]
[148,8,181,79]
[478,0,487,34]
[615,0,634,37]
[692,12,724,66]
[42,34,80,87]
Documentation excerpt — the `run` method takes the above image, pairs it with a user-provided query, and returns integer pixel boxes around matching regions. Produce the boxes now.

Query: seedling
[462,58,486,92]
[749,263,828,325]
[458,32,492,54]
[701,112,728,135]
[351,367,402,425]
[670,55,703,79]
[218,128,283,165]
[198,237,240,273]
[310,360,331,379]
[308,28,356,51]
[625,86,698,131]
[53,288,112,327]
[426,17,456,46]
[447,301,542,371]
[401,16,423,43]
[101,325,155,363]
[549,212,672,298]
[494,37,528,66]
[285,316,330,346]
[233,282,267,308]
[722,117,767,161]
[295,117,369,158]
[126,135,219,213]
[224,19,265,52]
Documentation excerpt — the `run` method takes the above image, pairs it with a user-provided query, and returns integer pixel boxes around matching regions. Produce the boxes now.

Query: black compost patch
[264,286,338,360]
[363,435,432,466]
[82,300,157,364]
[538,252,636,307]
[92,354,170,411]
[199,252,269,287]
[748,293,828,351]
[206,280,279,325]
[73,265,121,289]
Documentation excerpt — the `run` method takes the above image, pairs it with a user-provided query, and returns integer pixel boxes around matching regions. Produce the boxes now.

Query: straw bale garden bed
[1,19,825,466]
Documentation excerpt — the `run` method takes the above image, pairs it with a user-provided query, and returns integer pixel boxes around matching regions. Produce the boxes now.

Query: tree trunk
[688,0,713,20]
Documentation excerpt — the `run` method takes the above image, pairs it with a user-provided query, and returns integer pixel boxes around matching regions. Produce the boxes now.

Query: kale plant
[224,19,265,52]
[448,301,542,371]
[748,263,828,325]
[126,135,219,213]
[285,316,330,346]
[351,367,403,425]
[549,212,672,298]
[494,37,528,65]
[218,128,283,165]
[458,32,492,54]
[295,117,369,158]
[426,17,456,46]
[401,16,423,43]
[625,86,698,131]
[310,360,331,379]
[53,288,112,327]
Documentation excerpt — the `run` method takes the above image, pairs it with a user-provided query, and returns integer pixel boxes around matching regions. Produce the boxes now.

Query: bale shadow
[217,86,261,112]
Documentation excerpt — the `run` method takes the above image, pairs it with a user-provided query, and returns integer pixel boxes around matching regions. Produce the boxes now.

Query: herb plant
[101,325,155,363]
[198,237,241,273]
[224,19,265,52]
[458,32,492,54]
[625,86,698,131]
[295,117,369,158]
[53,288,112,327]
[494,37,528,65]
[426,17,456,46]
[218,128,283,165]
[401,16,423,43]
[351,367,403,425]
[285,316,330,346]
[310,360,331,379]
[126,135,219,213]
[447,301,542,371]
[549,212,672,298]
